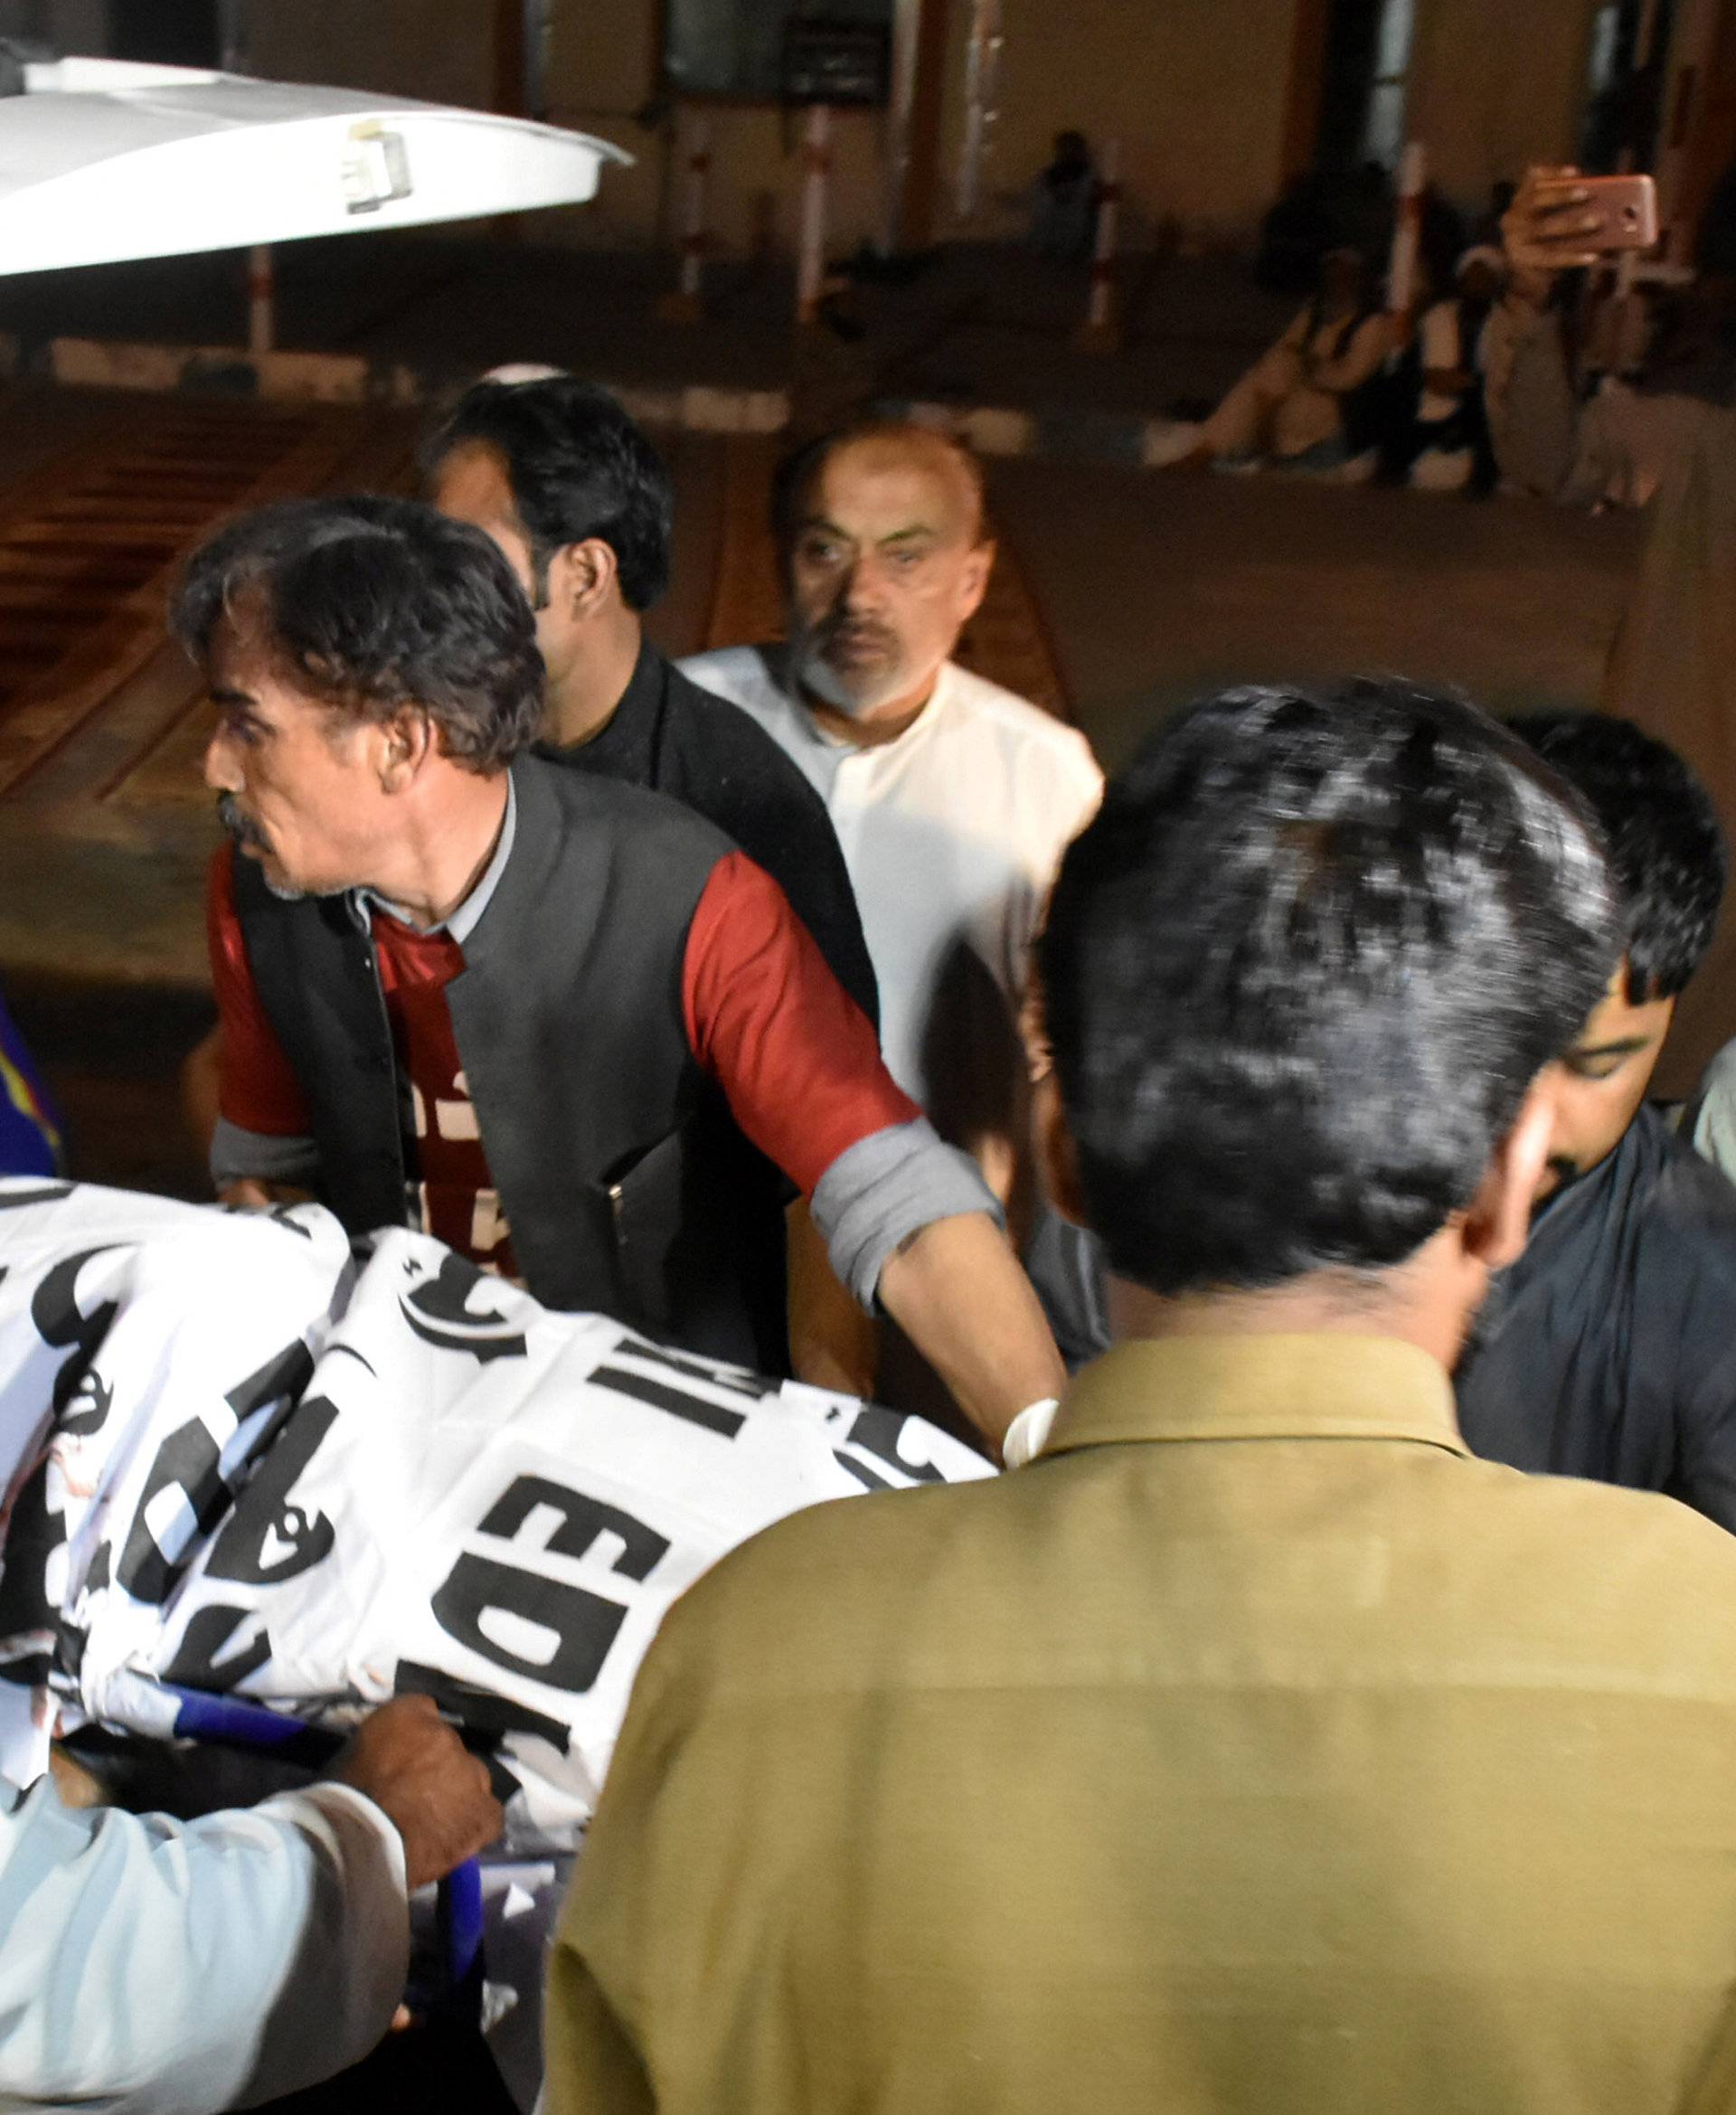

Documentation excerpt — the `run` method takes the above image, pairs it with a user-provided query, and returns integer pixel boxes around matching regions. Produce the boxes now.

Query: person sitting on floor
[1455,710,1736,1527]
[1174,247,1395,477]
[1385,245,1507,494]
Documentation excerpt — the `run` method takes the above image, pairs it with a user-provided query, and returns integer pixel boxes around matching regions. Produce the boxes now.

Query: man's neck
[363,771,511,930]
[544,608,645,750]
[797,662,945,750]
[1108,1246,1480,1375]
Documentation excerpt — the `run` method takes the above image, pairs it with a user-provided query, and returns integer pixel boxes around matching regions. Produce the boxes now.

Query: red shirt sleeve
[205,845,313,1138]
[682,850,919,1196]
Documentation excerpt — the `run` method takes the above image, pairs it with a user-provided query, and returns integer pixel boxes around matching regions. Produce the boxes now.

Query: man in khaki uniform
[546,679,1736,2115]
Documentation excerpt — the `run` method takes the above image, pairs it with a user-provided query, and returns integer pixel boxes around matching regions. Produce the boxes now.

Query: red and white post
[247,242,276,355]
[1386,141,1426,316]
[1074,137,1122,351]
[659,110,712,324]
[796,103,832,327]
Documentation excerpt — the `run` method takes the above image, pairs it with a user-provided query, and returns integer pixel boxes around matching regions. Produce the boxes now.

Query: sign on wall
[664,0,892,104]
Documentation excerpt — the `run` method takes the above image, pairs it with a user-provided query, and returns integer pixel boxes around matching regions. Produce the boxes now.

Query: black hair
[1040,679,1618,1298]
[172,495,543,772]
[769,419,987,552]
[424,377,674,611]
[1506,712,1726,1003]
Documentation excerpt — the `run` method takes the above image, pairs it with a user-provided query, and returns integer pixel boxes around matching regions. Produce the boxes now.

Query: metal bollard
[796,103,831,328]
[247,242,275,355]
[1386,141,1425,316]
[658,110,711,325]
[1074,137,1122,352]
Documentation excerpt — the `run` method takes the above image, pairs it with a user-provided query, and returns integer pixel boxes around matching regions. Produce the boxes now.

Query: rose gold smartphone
[1577,174,1659,251]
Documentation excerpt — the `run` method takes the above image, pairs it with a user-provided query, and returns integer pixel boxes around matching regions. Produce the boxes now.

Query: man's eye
[802,540,845,567]
[1564,1053,1626,1081]
[888,548,927,570]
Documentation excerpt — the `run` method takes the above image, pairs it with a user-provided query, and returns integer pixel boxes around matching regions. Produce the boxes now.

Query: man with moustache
[183,379,879,1333]
[190,496,1063,1445]
[423,375,877,1023]
[683,421,1102,1168]
[1454,712,1736,1528]
[684,425,1102,1383]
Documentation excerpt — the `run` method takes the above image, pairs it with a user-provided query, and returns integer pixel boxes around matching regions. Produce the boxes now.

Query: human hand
[1503,165,1604,278]
[332,1695,502,1891]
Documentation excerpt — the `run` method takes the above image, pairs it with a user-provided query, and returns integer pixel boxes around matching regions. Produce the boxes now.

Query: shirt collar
[1032,1333,1468,1465]
[542,633,662,779]
[353,771,516,947]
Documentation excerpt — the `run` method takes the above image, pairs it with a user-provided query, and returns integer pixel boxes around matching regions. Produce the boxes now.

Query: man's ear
[958,537,996,626]
[1461,1072,1558,1272]
[1034,1068,1090,1229]
[1021,968,1090,1227]
[376,704,438,793]
[547,536,618,620]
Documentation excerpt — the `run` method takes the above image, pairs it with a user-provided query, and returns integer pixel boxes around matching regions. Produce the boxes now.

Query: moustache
[216,793,269,853]
[814,614,899,659]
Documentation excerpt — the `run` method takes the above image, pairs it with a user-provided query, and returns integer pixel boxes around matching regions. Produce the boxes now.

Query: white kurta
[1197,306,1394,463]
[677,649,1103,1144]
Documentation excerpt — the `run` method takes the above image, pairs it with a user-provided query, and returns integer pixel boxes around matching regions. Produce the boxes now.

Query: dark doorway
[105,0,221,66]
[1315,0,1384,172]
[1579,0,1678,172]
[1313,0,1413,174]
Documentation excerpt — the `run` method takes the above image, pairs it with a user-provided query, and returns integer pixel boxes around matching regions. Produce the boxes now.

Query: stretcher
[165,1679,486,2010]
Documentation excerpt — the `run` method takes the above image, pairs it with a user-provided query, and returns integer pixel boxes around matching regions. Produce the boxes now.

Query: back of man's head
[173,493,544,772]
[1506,712,1726,1004]
[424,377,674,611]
[1040,680,1618,1297]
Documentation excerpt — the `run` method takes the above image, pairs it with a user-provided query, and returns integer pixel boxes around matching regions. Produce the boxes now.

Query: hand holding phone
[1502,167,1657,277]
[1575,174,1658,251]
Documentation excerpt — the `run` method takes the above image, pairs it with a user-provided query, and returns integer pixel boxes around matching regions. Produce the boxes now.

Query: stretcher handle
[165,1683,485,1993]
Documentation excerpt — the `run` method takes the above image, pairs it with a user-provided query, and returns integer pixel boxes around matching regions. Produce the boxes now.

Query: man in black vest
[422,379,879,1393]
[424,374,879,1024]
[185,496,1062,1451]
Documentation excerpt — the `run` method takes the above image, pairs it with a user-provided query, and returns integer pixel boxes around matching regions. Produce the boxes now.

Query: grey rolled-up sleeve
[210,1117,322,1194]
[0,1774,407,2115]
[810,1117,1003,1310]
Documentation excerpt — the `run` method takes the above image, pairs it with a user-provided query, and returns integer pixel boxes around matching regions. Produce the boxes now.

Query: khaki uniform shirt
[548,1334,1736,2114]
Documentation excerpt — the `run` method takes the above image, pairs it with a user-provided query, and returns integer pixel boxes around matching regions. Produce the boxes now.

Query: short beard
[789,623,914,721]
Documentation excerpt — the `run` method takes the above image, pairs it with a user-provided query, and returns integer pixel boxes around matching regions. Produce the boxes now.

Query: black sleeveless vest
[232,753,789,1371]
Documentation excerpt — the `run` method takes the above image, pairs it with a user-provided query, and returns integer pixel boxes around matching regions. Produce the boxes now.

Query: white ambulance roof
[0,57,627,274]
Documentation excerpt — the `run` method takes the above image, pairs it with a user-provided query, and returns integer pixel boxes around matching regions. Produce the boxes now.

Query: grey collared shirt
[354,774,517,947]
